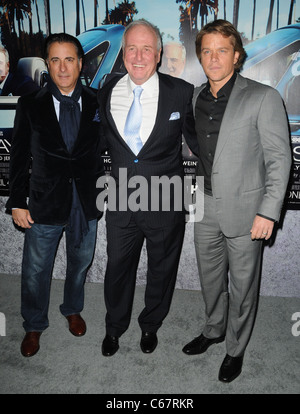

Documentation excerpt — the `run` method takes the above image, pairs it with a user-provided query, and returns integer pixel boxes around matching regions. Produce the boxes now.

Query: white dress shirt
[110,72,159,145]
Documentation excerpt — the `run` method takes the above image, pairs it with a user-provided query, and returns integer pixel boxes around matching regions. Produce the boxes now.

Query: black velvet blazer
[6,85,105,225]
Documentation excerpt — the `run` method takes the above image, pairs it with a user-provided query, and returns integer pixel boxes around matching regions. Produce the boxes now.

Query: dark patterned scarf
[47,77,88,247]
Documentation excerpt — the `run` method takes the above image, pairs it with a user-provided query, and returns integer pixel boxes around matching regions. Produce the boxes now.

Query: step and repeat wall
[0,0,299,297]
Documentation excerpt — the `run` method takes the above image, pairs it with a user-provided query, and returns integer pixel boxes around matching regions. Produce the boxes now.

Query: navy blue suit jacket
[98,72,198,228]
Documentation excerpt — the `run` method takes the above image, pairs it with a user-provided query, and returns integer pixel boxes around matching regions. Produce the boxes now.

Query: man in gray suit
[182,20,291,383]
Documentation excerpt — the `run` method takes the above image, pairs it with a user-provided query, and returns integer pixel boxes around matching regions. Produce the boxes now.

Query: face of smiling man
[123,24,161,85]
[47,41,82,94]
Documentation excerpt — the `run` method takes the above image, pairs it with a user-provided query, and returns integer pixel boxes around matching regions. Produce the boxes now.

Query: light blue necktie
[124,86,143,155]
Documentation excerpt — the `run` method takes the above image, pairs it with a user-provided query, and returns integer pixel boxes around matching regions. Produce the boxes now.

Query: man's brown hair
[195,19,246,70]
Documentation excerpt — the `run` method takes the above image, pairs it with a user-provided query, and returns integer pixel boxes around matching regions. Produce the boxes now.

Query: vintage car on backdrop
[0,23,299,207]
[77,24,125,88]
[241,23,300,208]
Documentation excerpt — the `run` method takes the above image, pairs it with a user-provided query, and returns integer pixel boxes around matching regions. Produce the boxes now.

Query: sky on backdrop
[24,0,300,43]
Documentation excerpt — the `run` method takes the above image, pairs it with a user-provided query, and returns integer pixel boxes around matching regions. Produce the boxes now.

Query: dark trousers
[104,213,185,337]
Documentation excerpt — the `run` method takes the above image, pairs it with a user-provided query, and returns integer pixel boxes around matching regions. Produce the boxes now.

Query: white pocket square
[169,112,180,121]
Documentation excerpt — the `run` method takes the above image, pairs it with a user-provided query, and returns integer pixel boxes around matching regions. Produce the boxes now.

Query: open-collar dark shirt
[195,72,237,195]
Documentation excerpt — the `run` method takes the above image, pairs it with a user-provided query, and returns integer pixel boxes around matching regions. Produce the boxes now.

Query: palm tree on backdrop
[81,0,87,32]
[105,0,109,23]
[94,0,99,27]
[176,0,218,28]
[33,0,41,33]
[61,0,66,32]
[25,0,33,36]
[178,4,196,61]
[44,0,51,36]
[75,0,80,35]
[176,0,218,62]
[232,0,240,28]
[251,0,256,40]
[223,0,226,20]
[0,0,32,56]
[266,0,275,34]
[31,0,44,54]
[8,0,30,37]
[288,0,296,25]
[104,0,138,26]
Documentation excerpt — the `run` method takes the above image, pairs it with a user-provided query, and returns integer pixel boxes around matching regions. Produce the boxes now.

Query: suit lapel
[138,73,176,155]
[38,87,97,154]
[73,88,97,151]
[213,74,248,166]
[37,88,67,149]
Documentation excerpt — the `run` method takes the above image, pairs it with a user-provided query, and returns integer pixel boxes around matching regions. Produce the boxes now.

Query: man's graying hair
[122,19,162,52]
[0,45,9,63]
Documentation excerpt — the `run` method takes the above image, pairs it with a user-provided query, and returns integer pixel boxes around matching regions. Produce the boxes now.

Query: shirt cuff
[257,213,275,222]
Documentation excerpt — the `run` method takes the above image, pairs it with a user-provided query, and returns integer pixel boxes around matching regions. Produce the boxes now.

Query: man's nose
[211,51,219,60]
[59,60,67,71]
[136,49,143,60]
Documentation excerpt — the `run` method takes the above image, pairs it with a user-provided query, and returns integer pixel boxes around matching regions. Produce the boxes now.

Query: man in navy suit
[0,46,39,96]
[6,33,105,357]
[98,19,198,356]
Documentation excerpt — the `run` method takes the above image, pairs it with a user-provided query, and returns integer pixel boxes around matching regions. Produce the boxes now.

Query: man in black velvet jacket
[6,33,105,357]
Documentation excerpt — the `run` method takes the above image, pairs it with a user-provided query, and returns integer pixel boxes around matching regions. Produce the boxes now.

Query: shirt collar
[204,71,237,98]
[127,72,159,97]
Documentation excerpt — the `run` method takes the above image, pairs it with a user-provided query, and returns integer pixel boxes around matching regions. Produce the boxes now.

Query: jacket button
[134,159,139,163]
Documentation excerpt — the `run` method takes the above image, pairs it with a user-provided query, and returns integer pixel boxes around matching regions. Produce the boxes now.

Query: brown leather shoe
[21,332,42,357]
[66,314,86,336]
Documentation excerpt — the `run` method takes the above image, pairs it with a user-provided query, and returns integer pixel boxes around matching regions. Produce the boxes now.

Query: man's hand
[250,215,274,240]
[12,209,34,229]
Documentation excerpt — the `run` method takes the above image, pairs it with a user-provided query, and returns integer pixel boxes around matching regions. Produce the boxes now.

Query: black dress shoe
[218,354,244,383]
[102,334,119,357]
[140,331,158,353]
[182,333,225,355]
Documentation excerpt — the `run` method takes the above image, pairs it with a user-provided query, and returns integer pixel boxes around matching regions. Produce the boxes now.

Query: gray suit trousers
[194,193,263,357]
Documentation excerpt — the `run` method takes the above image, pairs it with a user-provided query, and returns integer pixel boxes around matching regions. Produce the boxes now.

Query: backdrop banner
[0,0,299,210]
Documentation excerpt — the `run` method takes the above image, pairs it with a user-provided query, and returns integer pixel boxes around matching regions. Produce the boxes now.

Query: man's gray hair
[122,19,162,52]
[164,42,186,61]
[0,45,9,63]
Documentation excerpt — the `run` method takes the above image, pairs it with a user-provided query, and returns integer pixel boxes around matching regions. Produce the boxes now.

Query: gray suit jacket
[194,73,292,237]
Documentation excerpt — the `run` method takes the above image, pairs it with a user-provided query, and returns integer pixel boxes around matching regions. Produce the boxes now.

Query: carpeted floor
[0,273,299,395]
